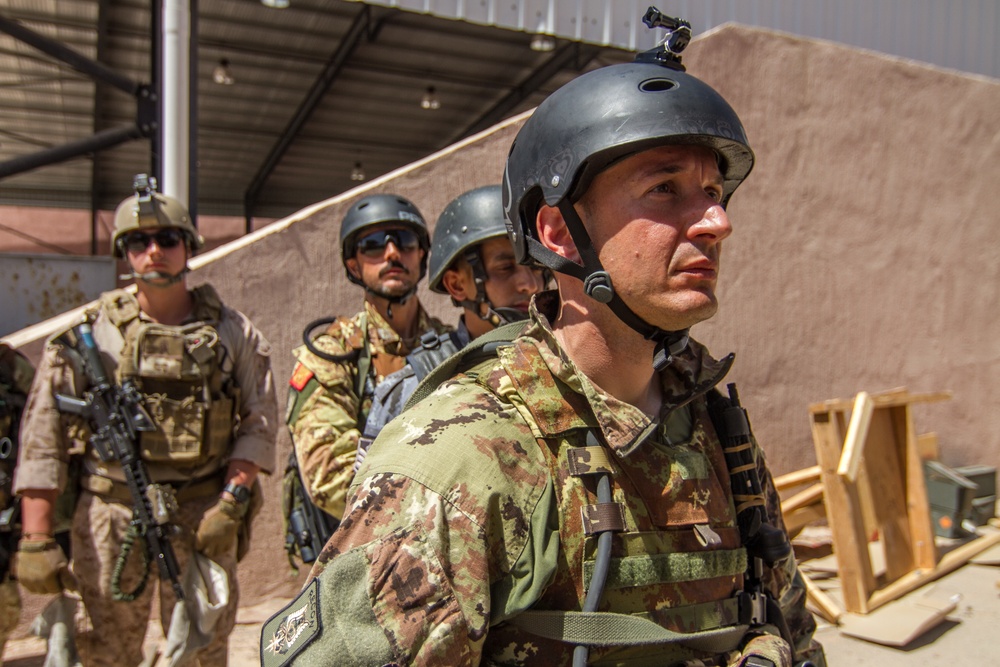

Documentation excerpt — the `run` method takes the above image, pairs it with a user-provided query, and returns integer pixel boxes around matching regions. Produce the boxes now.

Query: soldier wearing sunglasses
[14,175,277,666]
[285,194,450,524]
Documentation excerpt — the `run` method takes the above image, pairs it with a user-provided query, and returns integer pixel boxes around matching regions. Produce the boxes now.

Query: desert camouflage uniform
[15,286,277,667]
[262,291,823,667]
[286,300,449,520]
[0,343,34,657]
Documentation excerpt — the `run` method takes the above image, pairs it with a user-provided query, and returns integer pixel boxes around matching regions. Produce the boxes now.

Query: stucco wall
[684,25,1000,477]
[8,24,999,613]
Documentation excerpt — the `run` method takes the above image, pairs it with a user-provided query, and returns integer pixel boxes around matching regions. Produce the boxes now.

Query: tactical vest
[478,348,749,665]
[403,325,779,665]
[94,287,238,469]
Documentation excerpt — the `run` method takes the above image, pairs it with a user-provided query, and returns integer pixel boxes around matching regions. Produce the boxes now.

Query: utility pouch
[141,391,207,463]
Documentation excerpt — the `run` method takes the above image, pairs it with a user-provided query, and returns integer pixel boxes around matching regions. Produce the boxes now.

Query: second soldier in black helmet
[285,194,451,523]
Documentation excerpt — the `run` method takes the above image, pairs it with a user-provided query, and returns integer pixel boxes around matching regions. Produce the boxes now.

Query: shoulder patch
[289,362,315,391]
[260,578,322,667]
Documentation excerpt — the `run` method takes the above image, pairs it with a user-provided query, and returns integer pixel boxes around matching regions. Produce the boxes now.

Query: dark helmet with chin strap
[502,14,754,370]
[428,185,531,327]
[339,194,430,287]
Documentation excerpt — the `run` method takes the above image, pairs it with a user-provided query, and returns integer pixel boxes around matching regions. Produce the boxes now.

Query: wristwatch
[222,482,251,505]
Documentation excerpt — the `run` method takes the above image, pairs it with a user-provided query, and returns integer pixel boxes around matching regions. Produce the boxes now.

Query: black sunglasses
[122,229,185,253]
[355,228,421,258]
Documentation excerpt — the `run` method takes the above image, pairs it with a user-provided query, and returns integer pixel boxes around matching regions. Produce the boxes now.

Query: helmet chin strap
[366,284,417,319]
[524,200,690,372]
[120,262,189,288]
[455,247,533,329]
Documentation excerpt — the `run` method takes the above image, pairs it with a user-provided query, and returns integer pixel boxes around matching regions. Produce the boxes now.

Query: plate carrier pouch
[406,321,797,664]
[103,287,238,469]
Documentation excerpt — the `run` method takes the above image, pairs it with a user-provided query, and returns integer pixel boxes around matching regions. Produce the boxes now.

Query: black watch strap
[223,482,251,504]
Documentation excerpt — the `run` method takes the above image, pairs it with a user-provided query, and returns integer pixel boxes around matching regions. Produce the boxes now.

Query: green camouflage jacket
[285,300,449,519]
[264,292,824,667]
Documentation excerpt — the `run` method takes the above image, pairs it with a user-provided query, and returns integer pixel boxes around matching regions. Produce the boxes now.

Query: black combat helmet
[428,185,532,327]
[339,193,430,287]
[501,12,754,370]
[427,185,507,294]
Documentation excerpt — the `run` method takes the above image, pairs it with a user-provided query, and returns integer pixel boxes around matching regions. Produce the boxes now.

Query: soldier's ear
[441,266,472,302]
[537,205,580,264]
[345,258,361,280]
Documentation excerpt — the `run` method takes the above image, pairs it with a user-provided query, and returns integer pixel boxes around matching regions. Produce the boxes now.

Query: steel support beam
[243,5,374,231]
[0,13,156,183]
[0,125,145,178]
[0,13,139,95]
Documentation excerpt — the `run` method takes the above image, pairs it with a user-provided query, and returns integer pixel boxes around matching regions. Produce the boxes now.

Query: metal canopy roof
[0,0,635,223]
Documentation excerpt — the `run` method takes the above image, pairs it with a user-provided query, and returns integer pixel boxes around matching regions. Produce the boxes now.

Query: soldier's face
[125,226,189,279]
[479,237,545,313]
[577,144,732,331]
[346,224,424,298]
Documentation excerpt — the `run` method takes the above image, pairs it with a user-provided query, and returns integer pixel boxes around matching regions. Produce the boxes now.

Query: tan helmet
[111,174,204,258]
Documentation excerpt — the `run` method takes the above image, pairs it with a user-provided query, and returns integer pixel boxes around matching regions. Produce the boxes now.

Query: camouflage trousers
[0,576,20,661]
[71,489,239,667]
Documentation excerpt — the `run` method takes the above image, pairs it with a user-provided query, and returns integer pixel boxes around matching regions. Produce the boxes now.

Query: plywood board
[839,591,957,646]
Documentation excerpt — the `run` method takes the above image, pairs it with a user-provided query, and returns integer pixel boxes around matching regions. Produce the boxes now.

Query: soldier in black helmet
[352,185,546,470]
[285,194,451,523]
[263,10,823,667]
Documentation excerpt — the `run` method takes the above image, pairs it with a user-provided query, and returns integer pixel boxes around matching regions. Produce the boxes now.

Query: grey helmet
[339,194,430,287]
[427,185,528,327]
[501,15,754,369]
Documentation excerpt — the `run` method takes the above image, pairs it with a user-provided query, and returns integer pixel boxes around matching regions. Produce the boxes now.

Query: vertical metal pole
[151,0,162,182]
[188,0,198,225]
[163,0,190,206]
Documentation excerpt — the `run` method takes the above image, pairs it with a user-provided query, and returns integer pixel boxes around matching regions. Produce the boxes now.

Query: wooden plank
[808,389,951,414]
[802,572,843,625]
[781,483,824,514]
[774,465,822,491]
[893,406,937,569]
[810,408,873,613]
[866,530,1000,612]
[784,503,827,537]
[862,408,916,582]
[838,392,874,482]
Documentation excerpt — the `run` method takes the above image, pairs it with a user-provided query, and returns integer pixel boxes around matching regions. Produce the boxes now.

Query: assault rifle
[56,322,185,601]
[284,451,338,566]
[713,383,817,667]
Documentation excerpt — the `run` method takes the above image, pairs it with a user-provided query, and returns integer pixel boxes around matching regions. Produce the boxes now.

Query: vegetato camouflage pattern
[286,301,449,519]
[275,292,823,667]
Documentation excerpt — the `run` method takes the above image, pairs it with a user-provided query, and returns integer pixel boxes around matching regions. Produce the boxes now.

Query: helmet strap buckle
[583,271,614,304]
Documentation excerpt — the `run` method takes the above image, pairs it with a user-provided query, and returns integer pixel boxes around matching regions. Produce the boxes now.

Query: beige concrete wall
[683,25,1000,476]
[8,24,1000,613]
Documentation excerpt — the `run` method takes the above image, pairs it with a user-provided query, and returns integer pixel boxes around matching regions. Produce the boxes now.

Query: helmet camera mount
[635,7,692,70]
[120,173,190,287]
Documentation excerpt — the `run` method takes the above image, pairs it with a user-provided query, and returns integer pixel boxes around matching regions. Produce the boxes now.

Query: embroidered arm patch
[260,578,322,667]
